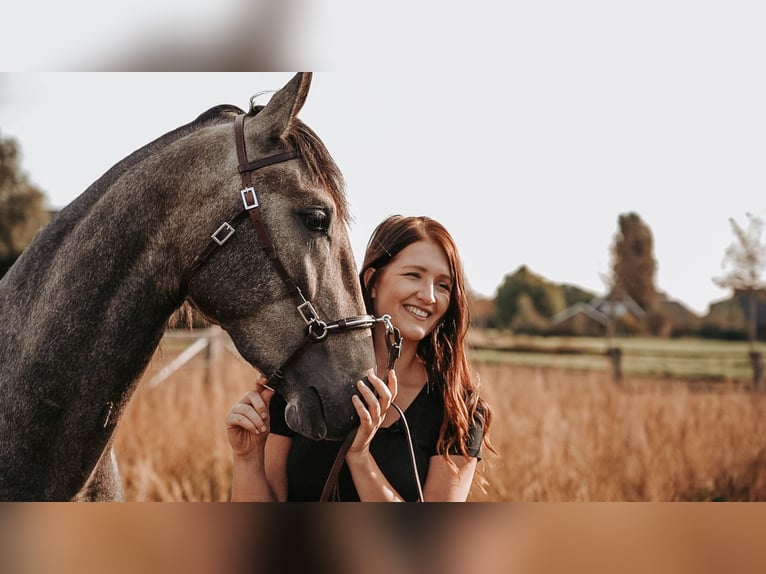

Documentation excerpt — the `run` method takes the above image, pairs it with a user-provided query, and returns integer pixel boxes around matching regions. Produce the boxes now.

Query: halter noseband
[181,113,402,391]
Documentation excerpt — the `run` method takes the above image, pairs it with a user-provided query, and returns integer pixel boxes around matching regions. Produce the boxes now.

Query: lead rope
[320,317,424,502]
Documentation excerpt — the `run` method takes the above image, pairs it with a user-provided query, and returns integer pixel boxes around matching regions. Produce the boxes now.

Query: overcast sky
[1,8,765,315]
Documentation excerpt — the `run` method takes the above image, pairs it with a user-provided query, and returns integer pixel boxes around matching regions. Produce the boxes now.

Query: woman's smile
[404,304,430,320]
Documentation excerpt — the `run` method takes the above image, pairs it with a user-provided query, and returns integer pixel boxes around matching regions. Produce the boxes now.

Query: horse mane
[249,106,349,226]
[285,119,349,225]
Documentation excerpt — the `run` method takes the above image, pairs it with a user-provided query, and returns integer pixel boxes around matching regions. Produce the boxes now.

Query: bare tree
[714,212,766,387]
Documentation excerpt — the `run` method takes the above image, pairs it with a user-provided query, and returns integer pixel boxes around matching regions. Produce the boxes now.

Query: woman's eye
[302,209,330,233]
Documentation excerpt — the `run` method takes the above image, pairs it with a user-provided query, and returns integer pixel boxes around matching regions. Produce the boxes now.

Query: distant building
[551,302,609,336]
[552,290,646,337]
[703,289,766,340]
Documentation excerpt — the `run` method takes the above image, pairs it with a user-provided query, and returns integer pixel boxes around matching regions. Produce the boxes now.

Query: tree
[494,265,566,330]
[611,212,658,313]
[0,133,49,277]
[713,213,766,387]
[605,212,658,382]
[714,213,766,345]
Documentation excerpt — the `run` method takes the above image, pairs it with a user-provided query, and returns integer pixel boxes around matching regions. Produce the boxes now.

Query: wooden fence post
[204,327,223,386]
[606,347,623,384]
[750,351,764,390]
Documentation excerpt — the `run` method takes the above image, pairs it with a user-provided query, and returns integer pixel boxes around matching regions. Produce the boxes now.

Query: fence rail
[468,330,765,385]
[146,326,251,388]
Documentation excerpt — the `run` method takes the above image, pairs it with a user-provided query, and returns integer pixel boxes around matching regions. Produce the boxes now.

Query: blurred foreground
[3,0,323,70]
[3,504,766,574]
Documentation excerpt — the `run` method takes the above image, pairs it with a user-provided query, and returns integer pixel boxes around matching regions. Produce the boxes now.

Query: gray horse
[0,73,375,501]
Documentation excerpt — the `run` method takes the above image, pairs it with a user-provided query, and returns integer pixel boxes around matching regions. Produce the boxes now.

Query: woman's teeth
[405,305,429,318]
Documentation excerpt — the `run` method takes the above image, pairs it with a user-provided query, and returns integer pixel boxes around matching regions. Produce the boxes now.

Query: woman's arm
[229,434,292,502]
[345,371,408,501]
[345,370,480,502]
[344,449,407,502]
[421,455,478,502]
[346,448,479,502]
[227,385,291,502]
[264,434,292,501]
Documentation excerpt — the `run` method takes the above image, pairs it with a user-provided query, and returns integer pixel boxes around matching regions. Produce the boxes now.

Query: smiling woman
[227,214,495,502]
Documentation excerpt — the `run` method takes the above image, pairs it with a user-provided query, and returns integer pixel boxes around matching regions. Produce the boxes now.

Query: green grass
[468,330,761,381]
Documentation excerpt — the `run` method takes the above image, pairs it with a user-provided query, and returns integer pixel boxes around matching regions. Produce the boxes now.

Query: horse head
[182,73,374,440]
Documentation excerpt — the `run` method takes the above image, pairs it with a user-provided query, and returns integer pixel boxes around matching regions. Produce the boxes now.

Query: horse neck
[0,110,244,499]
[22,187,180,347]
[0,114,238,400]
[0,175,190,498]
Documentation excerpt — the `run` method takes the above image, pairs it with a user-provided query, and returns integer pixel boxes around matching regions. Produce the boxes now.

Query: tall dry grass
[470,363,766,501]
[113,351,256,501]
[113,351,766,501]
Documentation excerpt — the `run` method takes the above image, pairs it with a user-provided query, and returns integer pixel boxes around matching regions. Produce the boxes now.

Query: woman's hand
[348,370,398,455]
[226,383,275,459]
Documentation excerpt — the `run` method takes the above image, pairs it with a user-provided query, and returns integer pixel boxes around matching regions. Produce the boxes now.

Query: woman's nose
[417,281,436,304]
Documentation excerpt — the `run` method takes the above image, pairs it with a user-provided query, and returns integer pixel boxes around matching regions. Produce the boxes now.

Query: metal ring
[308,320,329,341]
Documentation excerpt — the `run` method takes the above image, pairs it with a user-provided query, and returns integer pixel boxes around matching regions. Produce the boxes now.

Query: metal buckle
[211,222,235,246]
[240,187,259,210]
[297,300,320,326]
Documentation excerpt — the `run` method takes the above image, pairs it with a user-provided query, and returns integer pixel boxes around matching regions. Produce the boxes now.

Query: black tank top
[269,384,484,501]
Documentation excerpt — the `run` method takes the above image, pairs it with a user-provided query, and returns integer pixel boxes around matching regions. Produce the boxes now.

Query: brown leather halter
[181,113,402,392]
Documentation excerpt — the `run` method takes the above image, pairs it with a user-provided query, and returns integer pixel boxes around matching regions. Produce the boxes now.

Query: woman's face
[368,239,453,342]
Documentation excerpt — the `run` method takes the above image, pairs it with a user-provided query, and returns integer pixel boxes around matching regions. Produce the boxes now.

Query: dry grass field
[113,335,766,501]
[470,363,766,501]
[113,345,254,502]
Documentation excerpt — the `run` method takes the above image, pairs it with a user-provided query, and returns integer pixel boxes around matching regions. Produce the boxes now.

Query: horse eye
[302,209,330,233]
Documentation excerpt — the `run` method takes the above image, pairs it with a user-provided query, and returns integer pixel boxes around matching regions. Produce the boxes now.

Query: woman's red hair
[360,215,493,468]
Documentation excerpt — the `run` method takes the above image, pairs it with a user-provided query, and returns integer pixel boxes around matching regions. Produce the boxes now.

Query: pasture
[113,330,766,501]
[470,330,761,383]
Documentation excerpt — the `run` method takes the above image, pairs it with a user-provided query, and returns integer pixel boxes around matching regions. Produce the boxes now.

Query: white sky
[1,7,765,316]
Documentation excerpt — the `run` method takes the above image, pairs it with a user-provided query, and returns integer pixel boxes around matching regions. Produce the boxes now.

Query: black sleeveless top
[269,384,485,501]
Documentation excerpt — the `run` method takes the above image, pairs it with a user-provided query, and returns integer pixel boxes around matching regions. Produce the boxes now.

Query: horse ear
[255,72,312,139]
